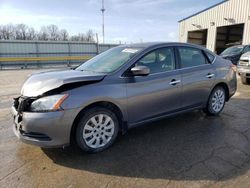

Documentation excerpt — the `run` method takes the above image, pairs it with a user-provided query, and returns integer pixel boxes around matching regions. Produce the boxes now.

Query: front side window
[76,47,143,73]
[178,47,207,68]
[137,47,175,74]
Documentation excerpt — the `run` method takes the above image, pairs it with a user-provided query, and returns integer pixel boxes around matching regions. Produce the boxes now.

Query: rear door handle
[169,79,181,86]
[206,73,215,79]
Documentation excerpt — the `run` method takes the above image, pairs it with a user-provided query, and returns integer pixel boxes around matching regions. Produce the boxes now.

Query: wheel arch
[70,101,127,145]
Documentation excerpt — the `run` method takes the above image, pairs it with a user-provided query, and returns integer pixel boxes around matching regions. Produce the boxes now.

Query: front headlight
[30,94,69,112]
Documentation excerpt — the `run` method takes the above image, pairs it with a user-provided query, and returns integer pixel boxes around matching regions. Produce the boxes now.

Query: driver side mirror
[130,66,150,76]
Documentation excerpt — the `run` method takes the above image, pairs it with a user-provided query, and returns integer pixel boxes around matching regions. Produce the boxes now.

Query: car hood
[21,69,106,97]
[220,53,240,58]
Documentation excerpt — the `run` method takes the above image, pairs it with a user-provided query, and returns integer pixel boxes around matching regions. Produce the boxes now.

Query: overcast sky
[0,0,222,43]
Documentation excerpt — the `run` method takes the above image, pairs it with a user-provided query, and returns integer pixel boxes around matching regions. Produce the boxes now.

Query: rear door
[177,47,216,109]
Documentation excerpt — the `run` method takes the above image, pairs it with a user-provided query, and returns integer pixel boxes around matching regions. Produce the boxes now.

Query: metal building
[179,0,250,54]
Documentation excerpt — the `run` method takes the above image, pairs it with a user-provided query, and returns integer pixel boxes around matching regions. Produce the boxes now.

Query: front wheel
[76,107,119,153]
[204,86,226,116]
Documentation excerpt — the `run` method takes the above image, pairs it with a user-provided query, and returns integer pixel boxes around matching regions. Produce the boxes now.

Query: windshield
[76,46,143,73]
[220,46,244,56]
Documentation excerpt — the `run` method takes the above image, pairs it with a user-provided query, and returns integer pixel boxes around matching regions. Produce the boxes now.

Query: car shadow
[43,97,250,181]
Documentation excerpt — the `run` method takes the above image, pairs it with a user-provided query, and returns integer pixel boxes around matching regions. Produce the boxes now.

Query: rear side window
[178,47,207,68]
[205,52,215,63]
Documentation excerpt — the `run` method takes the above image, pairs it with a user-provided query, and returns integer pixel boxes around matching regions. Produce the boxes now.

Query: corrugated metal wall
[0,40,117,68]
[179,0,250,52]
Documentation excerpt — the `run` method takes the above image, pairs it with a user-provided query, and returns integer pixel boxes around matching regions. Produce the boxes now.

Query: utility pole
[96,33,100,54]
[101,0,105,44]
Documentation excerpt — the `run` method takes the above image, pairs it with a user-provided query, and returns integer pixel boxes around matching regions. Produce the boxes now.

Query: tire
[76,107,119,153]
[241,76,250,85]
[203,86,226,116]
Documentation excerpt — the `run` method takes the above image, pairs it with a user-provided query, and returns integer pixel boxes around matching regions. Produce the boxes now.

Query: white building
[179,0,250,54]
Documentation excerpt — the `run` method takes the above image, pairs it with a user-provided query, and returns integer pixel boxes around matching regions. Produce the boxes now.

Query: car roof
[120,42,209,51]
[227,45,247,48]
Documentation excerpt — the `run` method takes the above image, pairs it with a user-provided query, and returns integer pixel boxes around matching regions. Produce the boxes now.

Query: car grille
[239,60,249,67]
[19,128,51,141]
[14,96,36,113]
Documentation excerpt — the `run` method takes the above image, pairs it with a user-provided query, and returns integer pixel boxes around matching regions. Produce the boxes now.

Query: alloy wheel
[211,89,225,113]
[82,114,115,149]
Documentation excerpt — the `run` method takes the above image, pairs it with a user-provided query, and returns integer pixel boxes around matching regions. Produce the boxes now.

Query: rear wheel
[204,86,226,116]
[241,76,250,85]
[76,107,119,153]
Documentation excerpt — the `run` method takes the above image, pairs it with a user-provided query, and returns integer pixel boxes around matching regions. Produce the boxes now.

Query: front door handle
[169,79,181,86]
[206,73,215,79]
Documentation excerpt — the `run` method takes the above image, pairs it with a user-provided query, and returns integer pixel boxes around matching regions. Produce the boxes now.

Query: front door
[126,47,182,125]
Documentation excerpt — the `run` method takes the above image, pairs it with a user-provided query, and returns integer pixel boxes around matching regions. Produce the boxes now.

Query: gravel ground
[0,69,250,188]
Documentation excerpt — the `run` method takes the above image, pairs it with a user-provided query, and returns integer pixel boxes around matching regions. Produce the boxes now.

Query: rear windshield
[220,46,244,56]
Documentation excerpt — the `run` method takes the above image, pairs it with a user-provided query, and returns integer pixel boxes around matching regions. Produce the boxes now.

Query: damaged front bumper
[11,103,78,148]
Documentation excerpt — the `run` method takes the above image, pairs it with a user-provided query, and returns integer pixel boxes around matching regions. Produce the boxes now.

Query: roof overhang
[178,0,228,23]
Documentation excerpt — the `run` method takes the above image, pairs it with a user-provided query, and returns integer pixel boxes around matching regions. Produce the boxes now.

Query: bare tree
[78,33,86,41]
[60,29,69,41]
[0,23,96,42]
[27,27,37,40]
[38,26,49,40]
[70,34,80,41]
[46,25,60,40]
[15,24,28,40]
[0,25,3,40]
[85,29,95,42]
[0,24,15,40]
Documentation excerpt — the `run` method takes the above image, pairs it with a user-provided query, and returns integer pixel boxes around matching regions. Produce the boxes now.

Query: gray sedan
[12,42,237,153]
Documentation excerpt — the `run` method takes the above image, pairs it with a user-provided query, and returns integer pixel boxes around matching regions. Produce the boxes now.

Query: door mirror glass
[131,66,150,76]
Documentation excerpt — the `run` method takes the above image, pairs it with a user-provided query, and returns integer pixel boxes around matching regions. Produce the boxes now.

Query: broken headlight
[30,94,68,112]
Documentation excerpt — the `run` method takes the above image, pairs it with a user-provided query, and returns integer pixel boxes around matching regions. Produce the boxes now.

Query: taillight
[230,64,237,72]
